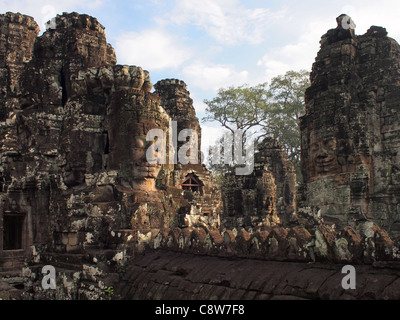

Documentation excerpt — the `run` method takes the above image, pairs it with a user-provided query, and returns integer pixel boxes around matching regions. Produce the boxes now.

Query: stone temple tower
[300,15,400,236]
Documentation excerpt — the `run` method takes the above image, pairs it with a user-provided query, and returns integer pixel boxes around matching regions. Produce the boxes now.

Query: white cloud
[182,61,249,91]
[339,2,400,41]
[194,100,208,114]
[257,17,332,81]
[0,0,105,33]
[257,1,400,83]
[115,29,191,70]
[163,0,286,45]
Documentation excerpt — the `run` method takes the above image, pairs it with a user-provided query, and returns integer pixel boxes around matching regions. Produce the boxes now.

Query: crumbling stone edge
[132,219,399,265]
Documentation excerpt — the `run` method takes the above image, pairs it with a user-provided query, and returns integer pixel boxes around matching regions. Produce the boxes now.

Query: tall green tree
[203,82,272,144]
[203,70,310,180]
[264,70,310,165]
[202,83,271,174]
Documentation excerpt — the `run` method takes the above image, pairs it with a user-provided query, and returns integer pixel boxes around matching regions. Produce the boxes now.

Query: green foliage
[203,70,310,182]
[105,286,114,300]
[266,70,310,177]
[203,83,272,174]
[203,83,272,140]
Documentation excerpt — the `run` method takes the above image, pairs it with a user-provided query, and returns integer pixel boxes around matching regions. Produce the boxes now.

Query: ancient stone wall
[114,250,400,300]
[221,138,297,229]
[0,13,39,120]
[300,15,400,237]
[154,78,223,229]
[6,214,399,300]
[131,219,400,265]
[2,11,400,301]
[154,79,202,162]
[0,12,218,276]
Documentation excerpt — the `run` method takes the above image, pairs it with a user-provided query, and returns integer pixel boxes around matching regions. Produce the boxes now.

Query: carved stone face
[132,135,161,180]
[129,118,162,191]
[310,135,340,175]
[107,91,168,192]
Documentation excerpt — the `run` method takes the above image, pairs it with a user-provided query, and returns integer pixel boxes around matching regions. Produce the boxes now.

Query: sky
[1,0,400,158]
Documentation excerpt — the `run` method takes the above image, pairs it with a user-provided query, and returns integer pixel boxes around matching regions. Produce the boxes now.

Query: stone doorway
[2,213,25,251]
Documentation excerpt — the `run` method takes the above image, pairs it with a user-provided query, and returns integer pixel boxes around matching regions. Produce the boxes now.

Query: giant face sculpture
[127,118,163,192]
[132,136,160,179]
[107,97,168,192]
[306,126,360,180]
[309,134,340,176]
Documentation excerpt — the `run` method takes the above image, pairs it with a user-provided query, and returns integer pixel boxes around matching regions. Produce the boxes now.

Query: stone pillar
[154,79,202,163]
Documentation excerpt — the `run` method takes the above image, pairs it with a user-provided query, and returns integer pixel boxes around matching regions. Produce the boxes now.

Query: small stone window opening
[181,173,203,194]
[3,213,24,250]
[103,131,110,155]
[203,210,212,217]
[102,130,110,170]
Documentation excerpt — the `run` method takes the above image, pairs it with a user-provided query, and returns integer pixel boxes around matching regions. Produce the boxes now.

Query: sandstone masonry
[1,12,400,300]
[300,15,400,237]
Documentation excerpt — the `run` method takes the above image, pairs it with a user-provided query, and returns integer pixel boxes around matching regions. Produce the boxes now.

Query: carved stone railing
[124,221,400,265]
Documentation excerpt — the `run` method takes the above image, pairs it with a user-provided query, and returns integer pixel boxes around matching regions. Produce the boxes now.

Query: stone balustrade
[128,221,400,265]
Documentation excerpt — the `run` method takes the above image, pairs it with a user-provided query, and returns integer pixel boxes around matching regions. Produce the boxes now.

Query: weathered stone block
[300,15,400,238]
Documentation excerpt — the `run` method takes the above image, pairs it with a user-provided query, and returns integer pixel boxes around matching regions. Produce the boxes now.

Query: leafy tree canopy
[203,70,310,180]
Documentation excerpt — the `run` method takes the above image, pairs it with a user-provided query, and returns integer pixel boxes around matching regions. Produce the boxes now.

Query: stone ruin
[1,11,400,300]
[300,14,400,237]
[222,137,297,229]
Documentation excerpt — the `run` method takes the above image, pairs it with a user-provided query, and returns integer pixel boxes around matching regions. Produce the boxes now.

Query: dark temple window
[3,214,24,250]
